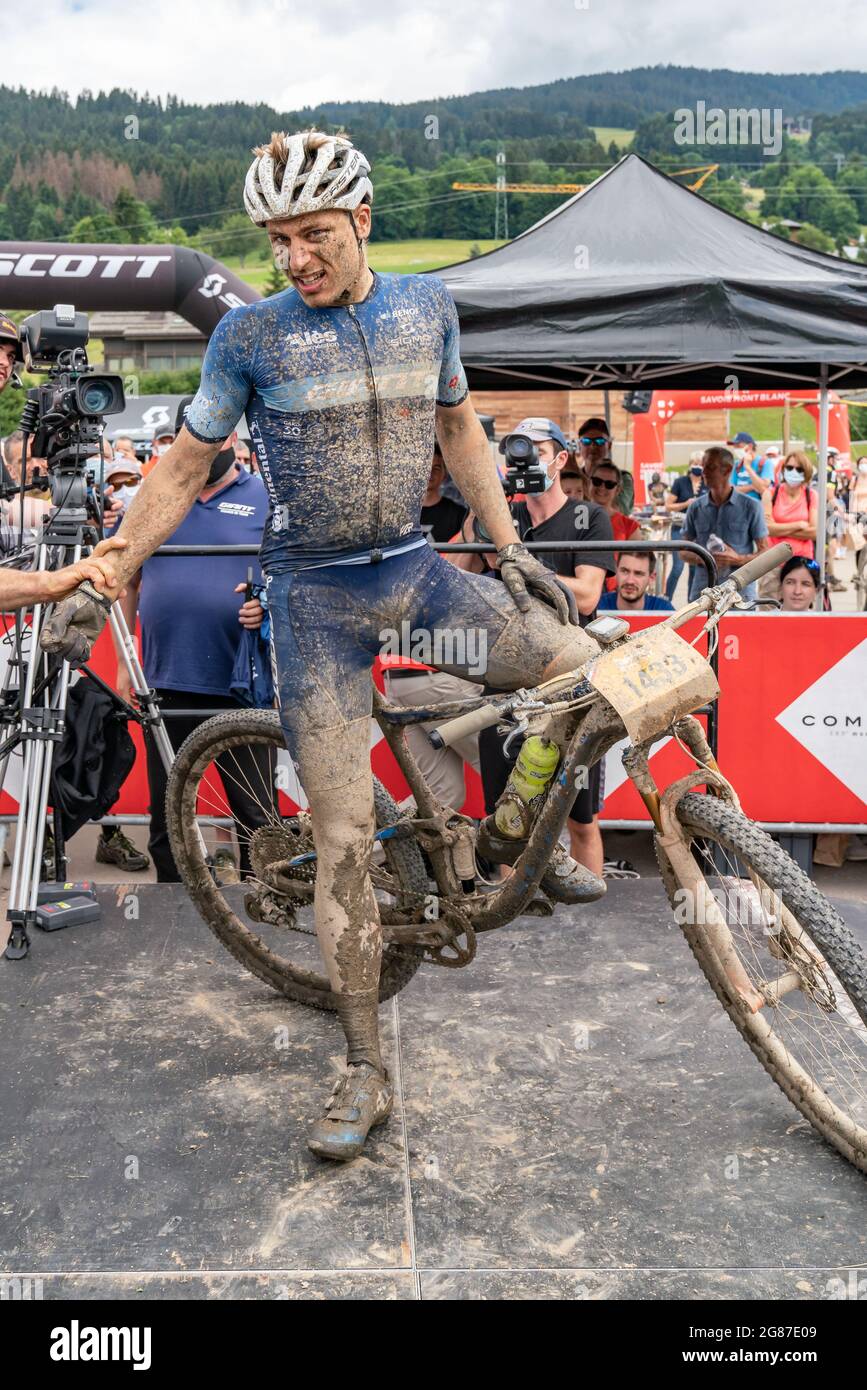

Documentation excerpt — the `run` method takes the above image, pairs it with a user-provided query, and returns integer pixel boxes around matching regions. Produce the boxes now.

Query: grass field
[591,127,635,150]
[730,406,819,446]
[224,238,506,290]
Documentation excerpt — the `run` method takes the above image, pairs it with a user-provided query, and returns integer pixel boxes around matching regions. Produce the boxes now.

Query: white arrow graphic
[775,636,867,805]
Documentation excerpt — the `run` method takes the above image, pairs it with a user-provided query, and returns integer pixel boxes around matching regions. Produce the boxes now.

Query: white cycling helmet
[243,130,373,226]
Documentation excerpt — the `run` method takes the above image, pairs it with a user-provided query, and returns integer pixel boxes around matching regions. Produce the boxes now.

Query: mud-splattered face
[266,206,372,306]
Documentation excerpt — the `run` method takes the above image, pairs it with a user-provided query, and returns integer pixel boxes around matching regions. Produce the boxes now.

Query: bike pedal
[523,896,555,918]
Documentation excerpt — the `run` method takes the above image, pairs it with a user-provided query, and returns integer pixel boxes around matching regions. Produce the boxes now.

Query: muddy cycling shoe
[477,815,605,904]
[307,1062,394,1163]
[541,843,606,904]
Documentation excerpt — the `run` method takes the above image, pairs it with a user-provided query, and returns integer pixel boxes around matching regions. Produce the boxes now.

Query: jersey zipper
[346,302,383,553]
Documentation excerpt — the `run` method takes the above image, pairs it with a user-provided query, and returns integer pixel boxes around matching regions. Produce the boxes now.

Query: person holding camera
[459,417,615,876]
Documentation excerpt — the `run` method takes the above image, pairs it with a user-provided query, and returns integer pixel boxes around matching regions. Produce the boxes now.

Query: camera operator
[0,312,128,600]
[461,417,615,876]
[0,313,19,396]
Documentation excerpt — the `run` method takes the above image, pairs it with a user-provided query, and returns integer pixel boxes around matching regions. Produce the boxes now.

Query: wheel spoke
[670,800,867,1170]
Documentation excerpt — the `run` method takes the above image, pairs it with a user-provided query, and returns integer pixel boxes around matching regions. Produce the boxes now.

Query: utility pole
[495,150,509,241]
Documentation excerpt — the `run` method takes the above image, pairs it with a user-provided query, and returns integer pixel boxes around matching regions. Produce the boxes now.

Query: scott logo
[0,251,171,279]
[198,273,247,311]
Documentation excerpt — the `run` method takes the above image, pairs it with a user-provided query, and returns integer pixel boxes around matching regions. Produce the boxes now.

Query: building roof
[88,311,205,342]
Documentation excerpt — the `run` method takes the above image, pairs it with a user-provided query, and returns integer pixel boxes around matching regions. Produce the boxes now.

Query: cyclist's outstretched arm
[106,427,221,595]
[436,398,519,552]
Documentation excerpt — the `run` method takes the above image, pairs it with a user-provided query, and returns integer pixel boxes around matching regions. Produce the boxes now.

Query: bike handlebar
[429,701,503,749]
[730,542,792,591]
[428,549,792,749]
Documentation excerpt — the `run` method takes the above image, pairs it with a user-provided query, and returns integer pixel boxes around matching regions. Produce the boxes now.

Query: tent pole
[816,366,829,611]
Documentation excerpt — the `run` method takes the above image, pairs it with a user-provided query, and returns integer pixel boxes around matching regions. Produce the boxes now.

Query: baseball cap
[578,417,610,438]
[728,431,756,446]
[512,417,569,453]
[764,445,780,456]
[0,312,23,362]
[105,459,143,483]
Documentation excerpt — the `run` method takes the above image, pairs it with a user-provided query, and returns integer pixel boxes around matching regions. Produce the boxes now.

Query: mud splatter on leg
[294,719,384,1075]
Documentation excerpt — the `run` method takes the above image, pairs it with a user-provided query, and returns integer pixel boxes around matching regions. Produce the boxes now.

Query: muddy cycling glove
[40,583,112,667]
[496,542,579,625]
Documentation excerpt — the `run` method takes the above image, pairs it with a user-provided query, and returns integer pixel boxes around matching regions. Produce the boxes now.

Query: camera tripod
[0,483,174,961]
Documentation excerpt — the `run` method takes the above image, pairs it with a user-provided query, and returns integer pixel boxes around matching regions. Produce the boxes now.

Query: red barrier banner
[716,614,867,826]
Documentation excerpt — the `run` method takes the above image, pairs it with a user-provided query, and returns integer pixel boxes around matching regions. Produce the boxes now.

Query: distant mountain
[307,67,867,139]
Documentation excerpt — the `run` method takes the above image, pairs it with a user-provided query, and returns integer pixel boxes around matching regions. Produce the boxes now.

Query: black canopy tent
[436,153,867,592]
[435,153,867,394]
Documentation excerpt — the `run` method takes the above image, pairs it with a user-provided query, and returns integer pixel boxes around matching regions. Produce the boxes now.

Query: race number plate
[586,624,720,744]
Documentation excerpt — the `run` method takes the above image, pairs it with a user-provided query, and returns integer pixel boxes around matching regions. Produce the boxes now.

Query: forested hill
[2,68,867,248]
[3,66,867,172]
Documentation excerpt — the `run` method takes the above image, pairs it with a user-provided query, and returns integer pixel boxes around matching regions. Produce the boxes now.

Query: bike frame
[372,575,753,944]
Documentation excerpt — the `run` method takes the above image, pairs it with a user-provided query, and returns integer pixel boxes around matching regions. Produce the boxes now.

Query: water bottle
[493,735,560,839]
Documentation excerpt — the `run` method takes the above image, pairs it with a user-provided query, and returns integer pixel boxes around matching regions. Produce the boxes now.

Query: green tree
[765,163,859,246]
[69,211,122,242]
[28,202,60,239]
[793,222,836,253]
[112,188,159,242]
[705,178,748,216]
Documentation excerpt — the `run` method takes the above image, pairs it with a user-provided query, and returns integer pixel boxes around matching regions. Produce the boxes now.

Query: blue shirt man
[121,459,271,884]
[183,272,468,574]
[730,433,774,501]
[681,447,769,601]
[139,466,270,693]
[597,551,674,611]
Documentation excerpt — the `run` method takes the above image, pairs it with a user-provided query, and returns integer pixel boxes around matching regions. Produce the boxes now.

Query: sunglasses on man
[580,435,610,447]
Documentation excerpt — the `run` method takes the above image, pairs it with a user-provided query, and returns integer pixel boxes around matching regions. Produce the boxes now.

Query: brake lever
[502,716,529,758]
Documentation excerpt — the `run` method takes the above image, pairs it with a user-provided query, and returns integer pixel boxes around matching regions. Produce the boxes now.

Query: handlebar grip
[730,543,793,592]
[429,702,502,750]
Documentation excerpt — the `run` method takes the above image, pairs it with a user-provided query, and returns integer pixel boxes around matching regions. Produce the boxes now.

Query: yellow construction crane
[451,182,584,193]
[451,165,719,195]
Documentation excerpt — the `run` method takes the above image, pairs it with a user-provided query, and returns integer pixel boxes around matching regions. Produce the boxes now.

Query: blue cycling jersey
[184,271,468,573]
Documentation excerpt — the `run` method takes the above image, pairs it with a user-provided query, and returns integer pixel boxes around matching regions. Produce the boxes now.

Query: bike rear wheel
[656,793,867,1173]
[165,710,427,1011]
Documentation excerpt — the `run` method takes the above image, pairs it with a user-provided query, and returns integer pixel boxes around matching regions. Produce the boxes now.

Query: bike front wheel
[165,709,427,1011]
[656,793,867,1173]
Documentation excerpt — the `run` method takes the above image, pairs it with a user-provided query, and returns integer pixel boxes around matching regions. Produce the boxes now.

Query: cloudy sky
[8,0,867,106]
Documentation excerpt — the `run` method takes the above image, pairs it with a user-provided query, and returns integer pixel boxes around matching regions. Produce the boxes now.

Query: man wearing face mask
[664,450,707,601]
[110,396,271,881]
[142,426,176,475]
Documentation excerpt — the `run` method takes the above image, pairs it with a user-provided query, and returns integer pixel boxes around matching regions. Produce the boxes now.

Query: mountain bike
[165,545,867,1174]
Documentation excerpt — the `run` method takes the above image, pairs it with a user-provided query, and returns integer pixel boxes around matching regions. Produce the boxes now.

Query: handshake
[38,535,127,666]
